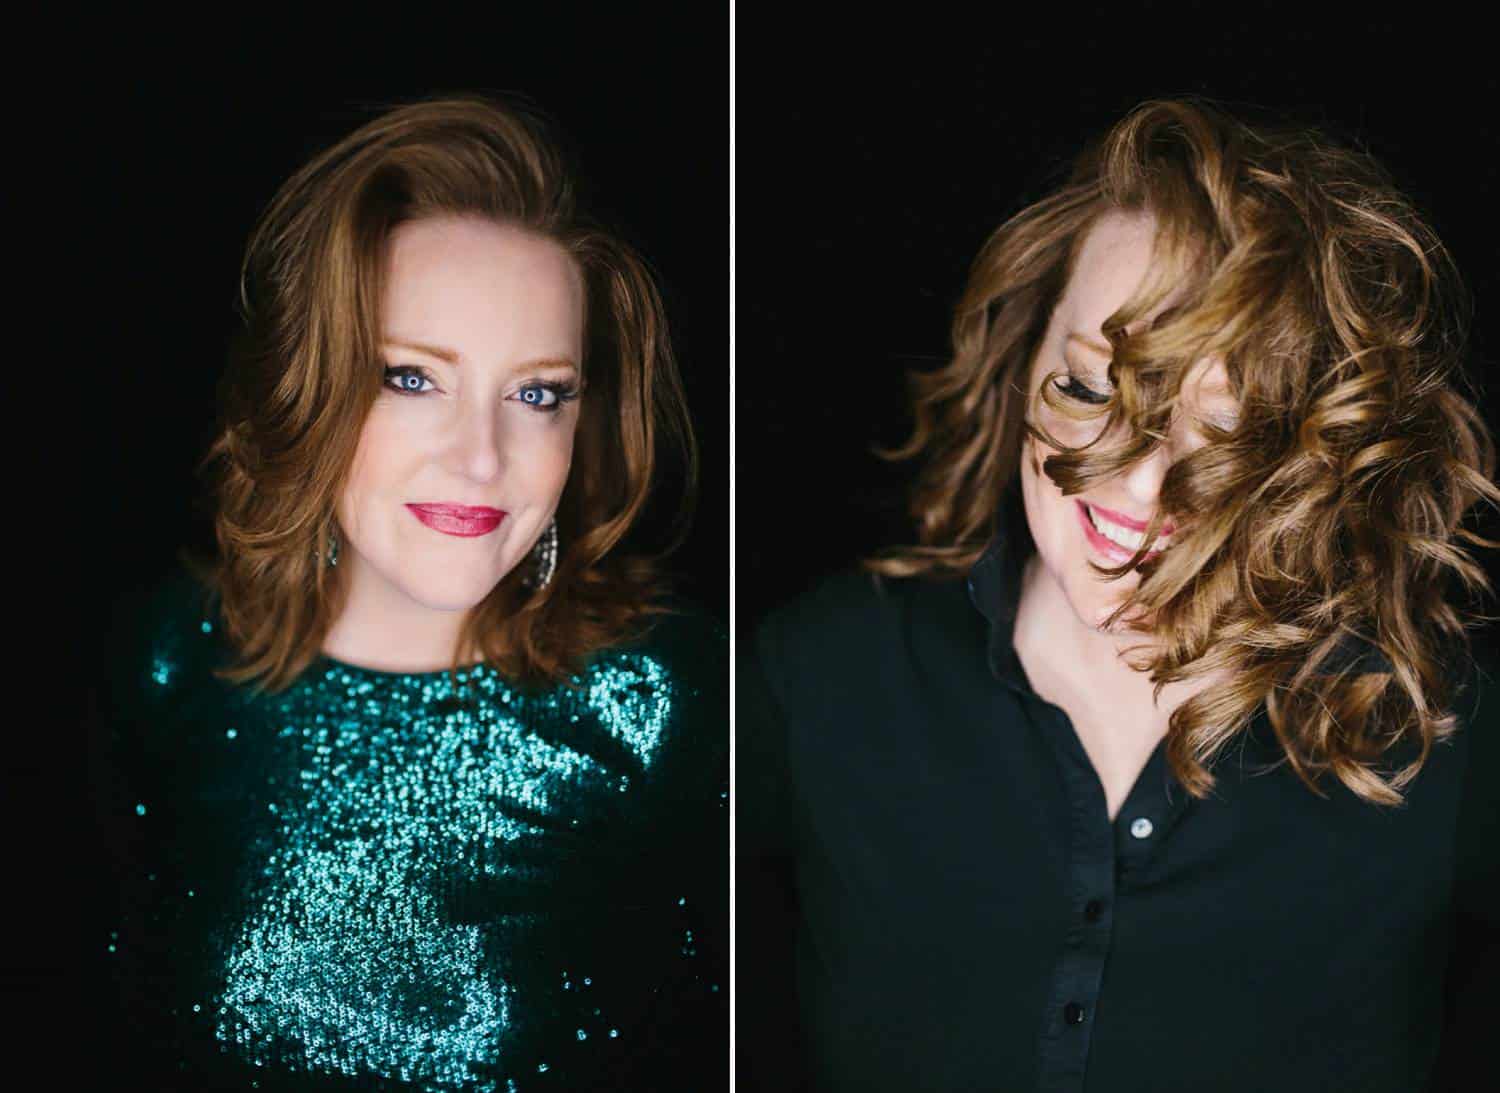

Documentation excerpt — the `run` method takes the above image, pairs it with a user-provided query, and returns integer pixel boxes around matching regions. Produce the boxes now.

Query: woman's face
[1020,209,1241,635]
[336,214,585,617]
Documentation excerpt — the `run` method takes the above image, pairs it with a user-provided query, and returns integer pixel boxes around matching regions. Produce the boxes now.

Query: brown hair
[867,95,1500,807]
[186,92,697,694]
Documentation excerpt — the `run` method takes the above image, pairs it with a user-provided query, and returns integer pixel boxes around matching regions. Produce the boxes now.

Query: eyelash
[1053,375,1239,433]
[1054,374,1111,406]
[382,365,580,413]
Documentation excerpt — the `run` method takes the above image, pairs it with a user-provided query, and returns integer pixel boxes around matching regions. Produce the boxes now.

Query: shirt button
[1063,1002,1086,1025]
[1129,817,1154,839]
[1084,899,1105,922]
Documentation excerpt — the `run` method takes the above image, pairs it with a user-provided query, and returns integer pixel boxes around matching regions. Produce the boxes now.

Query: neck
[1013,551,1168,713]
[319,554,473,674]
[1012,551,1230,722]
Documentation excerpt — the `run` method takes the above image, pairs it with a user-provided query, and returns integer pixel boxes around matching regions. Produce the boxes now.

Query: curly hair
[866,95,1500,808]
[185,92,697,695]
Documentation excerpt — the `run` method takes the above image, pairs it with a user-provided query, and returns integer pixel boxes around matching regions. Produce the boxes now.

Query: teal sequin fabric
[88,567,728,1092]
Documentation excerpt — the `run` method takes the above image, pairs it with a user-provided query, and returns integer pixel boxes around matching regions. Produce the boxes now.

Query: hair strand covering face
[185,93,698,695]
[865,94,1500,808]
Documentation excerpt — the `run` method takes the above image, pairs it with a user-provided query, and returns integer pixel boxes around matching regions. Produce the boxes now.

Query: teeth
[1087,505,1171,553]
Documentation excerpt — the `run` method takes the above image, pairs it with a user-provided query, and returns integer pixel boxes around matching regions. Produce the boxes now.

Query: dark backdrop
[14,19,726,1087]
[735,16,1498,1092]
[737,23,1500,637]
[85,30,728,622]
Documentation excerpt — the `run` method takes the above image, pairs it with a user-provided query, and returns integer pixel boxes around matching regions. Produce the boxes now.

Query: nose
[449,400,504,482]
[1117,406,1198,511]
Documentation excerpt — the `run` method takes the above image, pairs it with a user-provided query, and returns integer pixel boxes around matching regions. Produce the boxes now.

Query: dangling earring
[313,525,339,568]
[524,518,558,590]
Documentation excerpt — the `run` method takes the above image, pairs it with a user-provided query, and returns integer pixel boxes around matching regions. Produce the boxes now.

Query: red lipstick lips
[1085,501,1175,536]
[1077,501,1169,563]
[406,503,507,538]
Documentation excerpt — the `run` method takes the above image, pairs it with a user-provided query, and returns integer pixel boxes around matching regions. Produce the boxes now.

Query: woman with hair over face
[86,94,726,1092]
[739,96,1499,1092]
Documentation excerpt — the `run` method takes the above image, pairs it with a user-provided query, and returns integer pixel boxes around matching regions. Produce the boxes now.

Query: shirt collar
[965,483,1036,695]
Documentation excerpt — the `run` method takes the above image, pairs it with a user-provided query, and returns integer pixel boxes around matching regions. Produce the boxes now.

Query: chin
[393,567,508,614]
[1089,589,1151,635]
[1065,568,1132,632]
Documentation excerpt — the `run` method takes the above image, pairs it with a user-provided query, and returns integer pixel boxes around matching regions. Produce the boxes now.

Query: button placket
[1028,700,1118,1093]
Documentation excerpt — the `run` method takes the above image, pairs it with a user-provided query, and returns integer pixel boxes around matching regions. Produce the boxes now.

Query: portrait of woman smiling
[86,93,726,1092]
[739,96,1499,1092]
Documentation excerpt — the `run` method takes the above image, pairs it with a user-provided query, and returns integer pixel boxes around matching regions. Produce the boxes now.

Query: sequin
[100,573,728,1091]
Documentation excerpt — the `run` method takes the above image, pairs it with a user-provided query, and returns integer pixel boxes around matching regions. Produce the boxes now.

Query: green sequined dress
[87,565,728,1092]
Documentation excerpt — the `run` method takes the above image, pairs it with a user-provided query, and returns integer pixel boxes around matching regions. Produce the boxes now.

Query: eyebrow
[1065,332,1232,396]
[384,338,578,373]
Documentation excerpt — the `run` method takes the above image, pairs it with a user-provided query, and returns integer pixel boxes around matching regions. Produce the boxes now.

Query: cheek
[340,416,419,522]
[1021,433,1078,562]
[1040,399,1109,451]
[515,417,578,490]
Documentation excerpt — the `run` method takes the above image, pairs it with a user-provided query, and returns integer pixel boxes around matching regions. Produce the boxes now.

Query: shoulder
[575,599,727,727]
[602,599,727,695]
[620,599,727,673]
[754,565,975,674]
[750,566,983,714]
[568,599,726,789]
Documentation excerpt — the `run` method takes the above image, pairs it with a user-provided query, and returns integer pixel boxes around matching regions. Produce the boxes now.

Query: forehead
[378,215,584,352]
[1060,210,1176,339]
[1057,211,1232,397]
[384,215,578,288]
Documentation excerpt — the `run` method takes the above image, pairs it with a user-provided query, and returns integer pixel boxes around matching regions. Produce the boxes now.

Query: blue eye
[514,382,579,414]
[518,384,559,408]
[383,366,434,395]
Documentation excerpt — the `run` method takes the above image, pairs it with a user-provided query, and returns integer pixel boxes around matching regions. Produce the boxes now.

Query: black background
[736,20,1500,637]
[9,8,1500,1091]
[735,16,1498,1092]
[79,26,729,622]
[12,16,727,1088]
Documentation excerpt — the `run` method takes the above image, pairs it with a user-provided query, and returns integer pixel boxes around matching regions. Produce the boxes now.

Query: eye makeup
[1053,373,1111,406]
[1055,358,1240,434]
[384,365,436,395]
[380,365,580,414]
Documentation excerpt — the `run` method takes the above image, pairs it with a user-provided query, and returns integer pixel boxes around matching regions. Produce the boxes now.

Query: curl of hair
[186,92,697,696]
[866,95,1500,807]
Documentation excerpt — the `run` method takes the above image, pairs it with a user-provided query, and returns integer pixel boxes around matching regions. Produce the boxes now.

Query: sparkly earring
[524,518,558,590]
[313,525,339,568]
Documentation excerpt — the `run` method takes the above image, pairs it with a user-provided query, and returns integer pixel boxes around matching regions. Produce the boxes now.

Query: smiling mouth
[406,504,507,538]
[1077,501,1170,561]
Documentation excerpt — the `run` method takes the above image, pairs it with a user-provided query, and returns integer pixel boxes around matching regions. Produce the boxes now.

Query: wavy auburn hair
[867,95,1500,807]
[185,92,697,695]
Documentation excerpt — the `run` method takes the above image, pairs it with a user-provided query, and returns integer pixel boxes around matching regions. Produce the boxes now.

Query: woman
[86,94,726,1092]
[739,96,1498,1092]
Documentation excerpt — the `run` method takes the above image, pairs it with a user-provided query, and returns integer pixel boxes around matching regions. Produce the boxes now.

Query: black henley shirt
[737,498,1498,1092]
